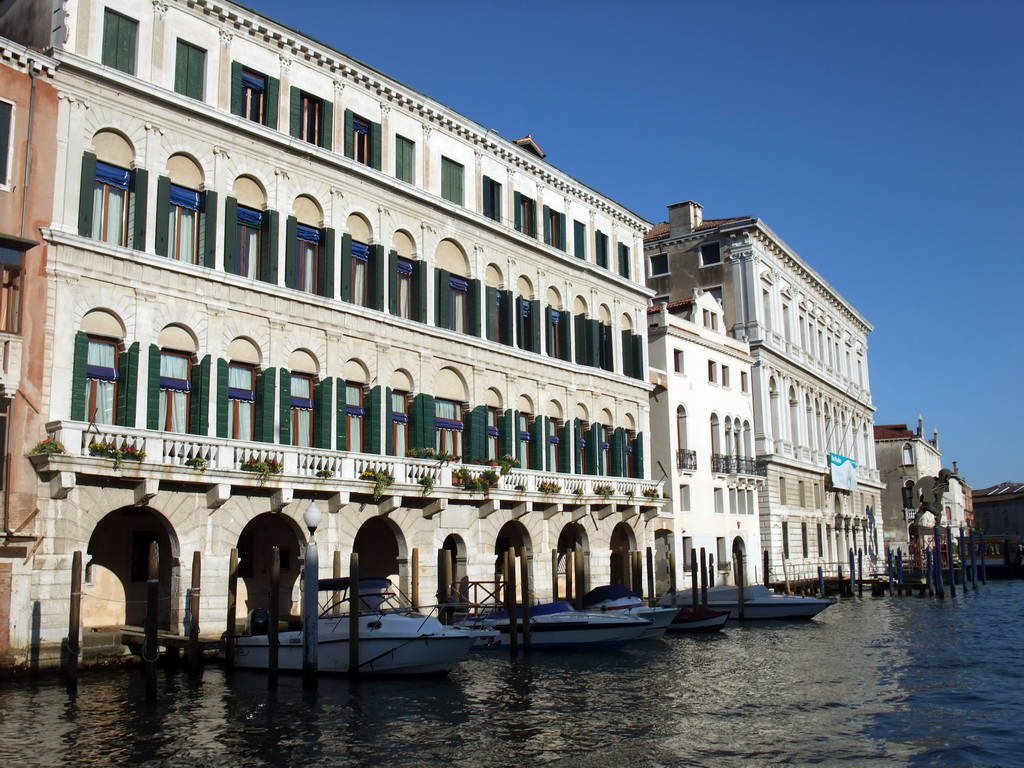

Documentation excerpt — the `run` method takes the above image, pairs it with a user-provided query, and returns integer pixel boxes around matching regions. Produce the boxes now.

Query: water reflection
[1,582,1022,767]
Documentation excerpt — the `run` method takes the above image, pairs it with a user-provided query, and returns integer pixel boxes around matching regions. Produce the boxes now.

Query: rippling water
[2,581,1022,767]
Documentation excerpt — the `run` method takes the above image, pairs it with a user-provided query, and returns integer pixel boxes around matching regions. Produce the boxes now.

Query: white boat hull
[462,603,651,651]
[660,585,834,621]
[231,613,483,676]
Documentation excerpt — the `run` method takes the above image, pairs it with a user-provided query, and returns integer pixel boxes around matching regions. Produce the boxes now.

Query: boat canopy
[582,584,641,606]
[486,600,576,621]
[317,577,392,593]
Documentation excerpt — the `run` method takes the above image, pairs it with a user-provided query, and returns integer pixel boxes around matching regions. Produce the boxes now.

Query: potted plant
[240,456,283,485]
[184,456,208,471]
[315,468,335,479]
[642,487,661,500]
[418,475,435,496]
[361,469,395,501]
[89,440,147,470]
[538,481,561,495]
[27,437,66,457]
[594,484,615,500]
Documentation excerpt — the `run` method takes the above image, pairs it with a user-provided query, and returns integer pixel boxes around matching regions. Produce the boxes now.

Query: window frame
[0,247,23,333]
[649,252,669,277]
[102,9,138,75]
[226,362,257,441]
[0,99,12,189]
[441,156,464,206]
[157,349,193,433]
[395,135,415,184]
[174,39,206,101]
[700,241,722,267]
[345,382,366,452]
[290,372,315,447]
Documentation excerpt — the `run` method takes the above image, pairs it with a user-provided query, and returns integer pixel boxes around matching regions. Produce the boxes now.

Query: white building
[645,201,883,586]
[647,291,763,589]
[0,0,664,666]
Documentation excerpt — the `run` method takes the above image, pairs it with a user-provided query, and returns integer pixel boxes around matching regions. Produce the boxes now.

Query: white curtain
[86,341,117,423]
[93,185,126,245]
[228,366,254,440]
[159,354,190,433]
[300,242,317,292]
[171,207,198,263]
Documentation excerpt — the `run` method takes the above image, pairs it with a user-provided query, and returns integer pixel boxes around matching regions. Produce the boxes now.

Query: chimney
[668,201,703,236]
[932,428,939,450]
[917,415,923,437]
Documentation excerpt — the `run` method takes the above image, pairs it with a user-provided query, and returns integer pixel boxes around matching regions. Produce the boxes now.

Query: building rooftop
[972,481,1024,501]
[874,424,915,440]
[644,217,752,243]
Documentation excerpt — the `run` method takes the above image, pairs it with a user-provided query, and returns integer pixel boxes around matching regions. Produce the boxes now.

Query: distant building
[874,420,973,567]
[647,291,764,590]
[973,482,1024,539]
[645,201,883,585]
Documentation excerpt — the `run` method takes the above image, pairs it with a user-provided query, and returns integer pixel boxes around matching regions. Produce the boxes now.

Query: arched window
[902,442,914,466]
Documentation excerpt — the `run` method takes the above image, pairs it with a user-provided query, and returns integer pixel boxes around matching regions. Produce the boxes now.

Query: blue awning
[160,377,191,392]
[450,276,468,292]
[96,161,130,190]
[436,418,464,431]
[241,71,265,92]
[170,183,201,211]
[228,387,255,401]
[353,118,369,135]
[391,412,409,423]
[237,205,263,227]
[296,224,321,244]
[86,365,118,381]
[352,241,370,261]
[291,397,314,410]
[397,258,413,275]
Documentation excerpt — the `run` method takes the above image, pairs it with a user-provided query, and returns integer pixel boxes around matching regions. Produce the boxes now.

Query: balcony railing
[35,420,666,507]
[676,448,697,471]
[711,453,767,477]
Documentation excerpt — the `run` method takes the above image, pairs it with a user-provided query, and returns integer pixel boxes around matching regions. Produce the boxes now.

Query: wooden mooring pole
[188,551,202,676]
[411,547,420,609]
[269,546,280,689]
[646,547,655,607]
[736,550,746,624]
[551,549,559,602]
[349,552,360,674]
[66,551,82,690]
[690,550,698,610]
[504,550,518,657]
[145,542,159,701]
[574,545,585,611]
[225,548,238,670]
[668,551,677,605]
[519,547,531,654]
[699,548,708,607]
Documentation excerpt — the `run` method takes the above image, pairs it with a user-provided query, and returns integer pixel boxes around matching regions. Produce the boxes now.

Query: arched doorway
[494,521,532,590]
[732,536,748,587]
[85,507,179,630]
[441,533,468,602]
[237,513,303,623]
[609,522,637,588]
[353,517,409,595]
[653,529,674,596]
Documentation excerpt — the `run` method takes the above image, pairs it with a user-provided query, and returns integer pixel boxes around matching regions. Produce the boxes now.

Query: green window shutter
[558,420,572,473]
[499,409,515,459]
[388,250,399,315]
[335,386,347,451]
[530,299,541,353]
[116,341,139,428]
[343,109,354,159]
[103,10,137,74]
[289,87,301,139]
[514,191,522,232]
[412,260,427,323]
[255,367,277,443]
[230,61,244,116]
[260,209,279,284]
[370,244,386,311]
[482,176,494,220]
[278,369,292,444]
[370,120,382,170]
[396,136,414,183]
[530,415,545,471]
[146,344,161,431]
[586,423,600,476]
[546,307,556,358]
[574,314,586,365]
[365,386,382,454]
[559,310,572,361]
[574,220,586,259]
[314,378,332,450]
[618,243,630,279]
[284,215,298,290]
[222,196,238,275]
[587,318,601,367]
[70,332,89,421]
[634,433,645,478]
[441,158,463,205]
[154,176,170,257]
[632,335,644,380]
[385,387,394,456]
[216,359,229,439]
[321,98,333,151]
[466,405,487,461]
[468,279,481,337]
[201,189,217,269]
[573,419,583,474]
[543,205,551,245]
[318,228,336,299]
[265,76,280,130]
[611,427,626,478]
[596,231,608,269]
[340,233,352,303]
[410,393,435,451]
[435,268,451,329]
[559,213,567,252]
[190,355,210,435]
[131,167,148,251]
[485,286,497,342]
[620,329,633,378]
[175,40,204,100]
[78,152,96,237]
[499,289,514,345]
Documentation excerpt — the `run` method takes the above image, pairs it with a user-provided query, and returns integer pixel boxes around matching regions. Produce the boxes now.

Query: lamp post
[302,500,322,690]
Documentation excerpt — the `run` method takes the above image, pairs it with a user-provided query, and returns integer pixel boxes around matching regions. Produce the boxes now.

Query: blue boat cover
[317,577,391,593]
[582,584,640,606]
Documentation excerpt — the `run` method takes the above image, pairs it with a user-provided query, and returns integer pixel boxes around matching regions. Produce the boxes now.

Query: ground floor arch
[237,512,304,621]
[84,506,179,630]
[353,516,409,596]
[609,522,637,589]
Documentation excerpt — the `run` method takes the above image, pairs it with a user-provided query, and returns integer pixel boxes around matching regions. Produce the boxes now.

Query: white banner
[829,453,858,491]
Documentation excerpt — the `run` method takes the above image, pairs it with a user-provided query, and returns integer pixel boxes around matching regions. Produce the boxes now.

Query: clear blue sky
[243,0,1023,489]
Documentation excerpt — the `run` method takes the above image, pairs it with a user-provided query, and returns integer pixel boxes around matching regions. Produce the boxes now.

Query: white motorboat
[657,584,834,621]
[580,585,679,640]
[459,600,651,651]
[230,577,493,676]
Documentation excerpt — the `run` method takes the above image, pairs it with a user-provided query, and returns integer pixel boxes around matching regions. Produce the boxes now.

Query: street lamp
[302,499,321,689]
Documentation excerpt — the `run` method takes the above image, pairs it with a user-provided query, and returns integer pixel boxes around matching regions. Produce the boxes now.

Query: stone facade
[0,0,663,667]
[647,291,763,589]
[645,201,883,585]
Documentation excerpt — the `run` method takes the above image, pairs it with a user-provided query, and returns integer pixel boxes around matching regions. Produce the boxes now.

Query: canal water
[2,580,1022,767]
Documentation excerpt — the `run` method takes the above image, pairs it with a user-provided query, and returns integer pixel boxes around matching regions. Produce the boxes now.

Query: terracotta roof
[647,297,693,315]
[972,481,1024,502]
[643,217,752,243]
[874,424,914,440]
